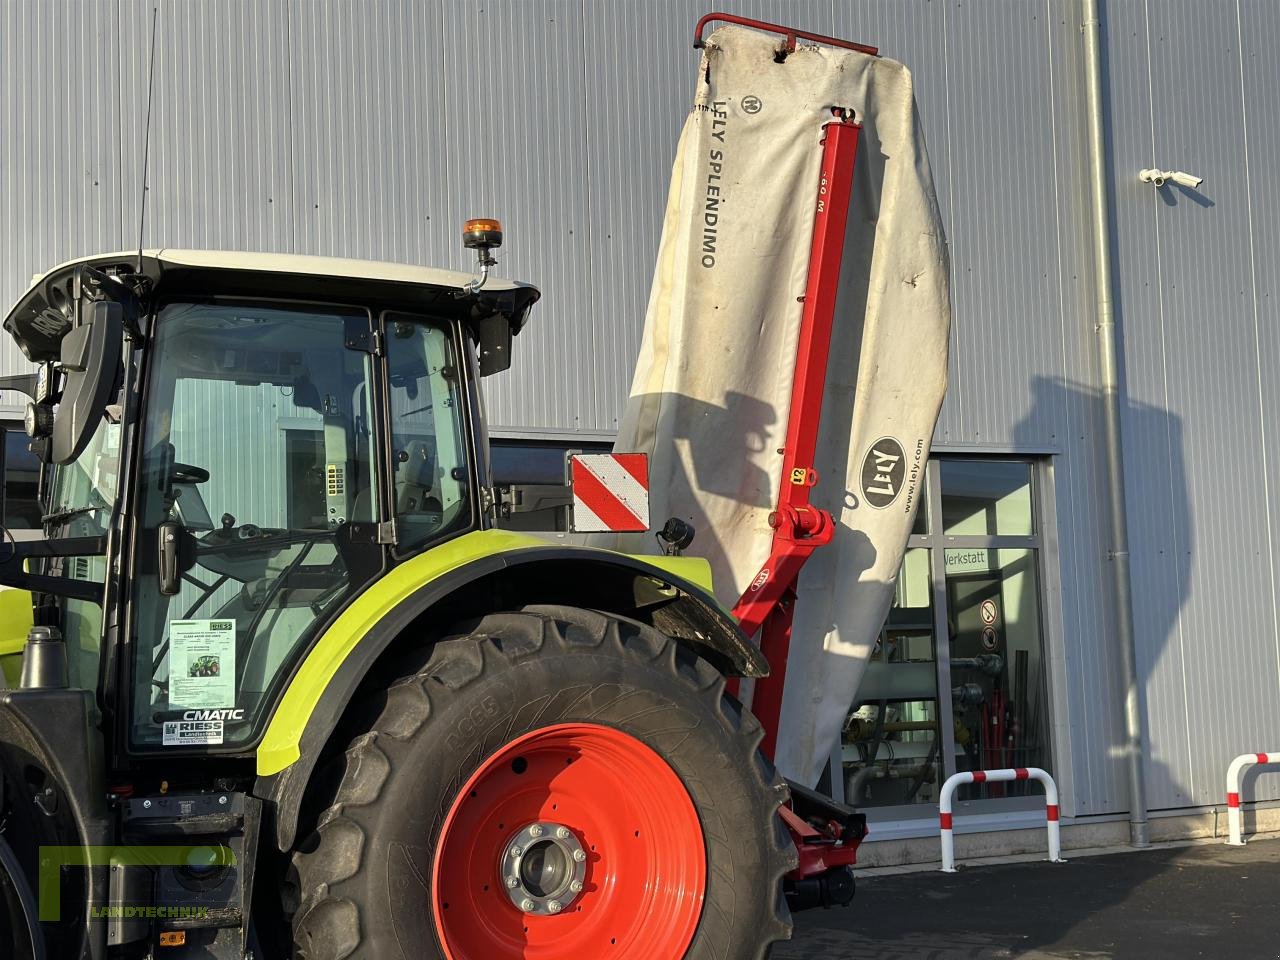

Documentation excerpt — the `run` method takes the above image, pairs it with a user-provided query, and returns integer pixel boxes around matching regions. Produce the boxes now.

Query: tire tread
[289,605,794,960]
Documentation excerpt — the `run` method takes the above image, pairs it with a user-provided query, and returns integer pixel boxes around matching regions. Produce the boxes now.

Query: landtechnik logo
[39,845,234,921]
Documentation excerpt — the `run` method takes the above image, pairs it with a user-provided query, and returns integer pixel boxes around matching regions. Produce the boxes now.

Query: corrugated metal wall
[3,0,1279,818]
[1106,0,1280,810]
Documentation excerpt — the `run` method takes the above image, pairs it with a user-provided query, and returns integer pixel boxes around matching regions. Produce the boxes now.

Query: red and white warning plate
[569,453,650,532]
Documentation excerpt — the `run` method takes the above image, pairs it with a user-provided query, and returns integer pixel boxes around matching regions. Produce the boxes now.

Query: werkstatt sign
[943,548,992,575]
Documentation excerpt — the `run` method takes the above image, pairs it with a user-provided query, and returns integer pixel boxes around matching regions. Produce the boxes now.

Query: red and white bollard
[939,768,1064,872]
[1225,752,1278,846]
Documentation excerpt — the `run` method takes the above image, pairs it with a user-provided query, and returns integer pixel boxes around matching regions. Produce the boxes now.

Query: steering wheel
[171,462,210,484]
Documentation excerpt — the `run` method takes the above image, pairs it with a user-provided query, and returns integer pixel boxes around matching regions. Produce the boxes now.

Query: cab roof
[5,249,541,362]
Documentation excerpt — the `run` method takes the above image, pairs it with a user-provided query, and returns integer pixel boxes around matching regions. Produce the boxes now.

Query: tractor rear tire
[0,835,42,960]
[288,604,794,960]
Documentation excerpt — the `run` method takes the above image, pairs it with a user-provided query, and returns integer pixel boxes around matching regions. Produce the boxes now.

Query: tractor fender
[256,535,765,851]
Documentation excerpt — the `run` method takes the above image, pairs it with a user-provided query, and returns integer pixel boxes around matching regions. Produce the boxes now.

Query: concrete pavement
[779,836,1280,959]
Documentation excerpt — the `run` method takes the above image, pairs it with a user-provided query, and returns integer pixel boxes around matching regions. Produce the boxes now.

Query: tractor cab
[1,240,538,743]
[0,239,549,956]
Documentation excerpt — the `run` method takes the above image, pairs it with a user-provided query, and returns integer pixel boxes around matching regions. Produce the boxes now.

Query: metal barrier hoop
[939,767,1065,873]
[1225,752,1279,846]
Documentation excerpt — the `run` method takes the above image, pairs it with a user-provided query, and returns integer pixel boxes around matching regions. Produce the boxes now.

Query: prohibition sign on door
[979,598,999,626]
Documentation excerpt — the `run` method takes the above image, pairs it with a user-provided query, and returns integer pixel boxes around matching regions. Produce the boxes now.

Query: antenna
[137,5,159,273]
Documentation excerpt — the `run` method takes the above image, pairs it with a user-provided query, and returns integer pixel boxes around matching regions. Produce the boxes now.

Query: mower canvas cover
[607,25,950,784]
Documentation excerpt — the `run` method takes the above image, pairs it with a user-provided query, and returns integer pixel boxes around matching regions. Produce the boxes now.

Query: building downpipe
[1081,0,1150,847]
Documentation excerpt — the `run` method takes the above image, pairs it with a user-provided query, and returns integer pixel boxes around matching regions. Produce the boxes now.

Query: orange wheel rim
[431,722,707,959]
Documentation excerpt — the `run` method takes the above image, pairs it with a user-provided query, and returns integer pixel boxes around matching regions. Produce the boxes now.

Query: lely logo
[861,438,906,509]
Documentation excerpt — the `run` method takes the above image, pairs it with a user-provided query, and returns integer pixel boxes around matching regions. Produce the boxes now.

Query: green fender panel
[0,590,34,686]
[257,530,740,777]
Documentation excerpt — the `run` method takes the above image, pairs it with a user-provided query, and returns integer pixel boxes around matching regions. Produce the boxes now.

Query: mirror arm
[0,535,107,560]
[77,264,146,340]
[0,536,108,604]
[0,375,39,401]
[0,570,103,604]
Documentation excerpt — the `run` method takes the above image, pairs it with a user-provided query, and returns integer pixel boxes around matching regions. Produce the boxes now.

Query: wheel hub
[431,722,707,960]
[500,821,588,915]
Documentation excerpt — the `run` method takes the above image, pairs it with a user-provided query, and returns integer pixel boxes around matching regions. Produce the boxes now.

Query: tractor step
[109,791,262,957]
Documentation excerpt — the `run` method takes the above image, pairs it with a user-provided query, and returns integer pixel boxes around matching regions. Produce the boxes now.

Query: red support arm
[730,117,862,761]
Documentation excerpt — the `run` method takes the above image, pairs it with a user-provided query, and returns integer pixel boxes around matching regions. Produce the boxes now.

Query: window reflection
[940,459,1033,536]
[2,429,42,529]
[844,459,1052,812]
[843,548,942,807]
[945,547,1050,799]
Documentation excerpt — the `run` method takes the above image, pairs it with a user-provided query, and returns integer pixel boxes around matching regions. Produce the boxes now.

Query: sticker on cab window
[168,619,236,711]
[162,719,224,746]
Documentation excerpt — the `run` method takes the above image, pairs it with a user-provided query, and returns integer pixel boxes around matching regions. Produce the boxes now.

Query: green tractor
[0,227,800,959]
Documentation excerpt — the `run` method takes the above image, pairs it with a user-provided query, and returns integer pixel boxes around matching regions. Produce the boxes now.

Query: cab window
[384,314,472,552]
[128,300,378,749]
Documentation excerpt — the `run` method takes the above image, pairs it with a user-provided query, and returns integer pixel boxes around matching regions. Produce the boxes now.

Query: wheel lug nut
[529,824,544,838]
[569,880,583,893]
[572,849,586,862]
[521,898,536,912]
[511,845,523,856]
[547,900,562,914]
[556,826,571,840]
[507,877,520,888]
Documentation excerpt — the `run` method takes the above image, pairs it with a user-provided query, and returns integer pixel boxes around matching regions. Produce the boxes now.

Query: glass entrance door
[841,458,1053,816]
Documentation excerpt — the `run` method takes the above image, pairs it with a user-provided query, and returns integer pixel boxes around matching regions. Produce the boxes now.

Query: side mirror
[52,299,124,464]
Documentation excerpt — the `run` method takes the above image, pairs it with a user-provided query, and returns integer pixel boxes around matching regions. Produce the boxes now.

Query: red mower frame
[694,12,878,908]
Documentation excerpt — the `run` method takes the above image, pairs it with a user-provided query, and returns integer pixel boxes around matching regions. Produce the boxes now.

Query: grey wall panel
[1240,0,1280,784]
[1106,0,1280,809]
[0,0,125,414]
[287,0,451,266]
[1227,0,1280,794]
[1041,3,1132,816]
[121,1,296,257]
[1150,7,1278,810]
[937,1,1074,449]
[438,1,601,433]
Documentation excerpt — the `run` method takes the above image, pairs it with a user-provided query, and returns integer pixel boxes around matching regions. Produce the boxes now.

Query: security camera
[1139,168,1204,189]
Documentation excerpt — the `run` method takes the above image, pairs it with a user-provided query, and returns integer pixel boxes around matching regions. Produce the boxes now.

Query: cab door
[123,299,387,754]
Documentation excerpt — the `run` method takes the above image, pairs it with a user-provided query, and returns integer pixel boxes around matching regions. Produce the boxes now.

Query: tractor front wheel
[289,605,794,960]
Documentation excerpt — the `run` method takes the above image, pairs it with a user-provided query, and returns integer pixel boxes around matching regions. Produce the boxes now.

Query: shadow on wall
[1013,376,1190,813]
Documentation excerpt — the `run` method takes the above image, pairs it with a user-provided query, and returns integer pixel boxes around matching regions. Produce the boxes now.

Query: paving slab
[778,837,1280,959]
